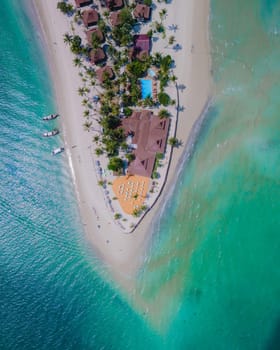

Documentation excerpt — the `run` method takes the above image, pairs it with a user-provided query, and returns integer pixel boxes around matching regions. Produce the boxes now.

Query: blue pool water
[140,78,152,99]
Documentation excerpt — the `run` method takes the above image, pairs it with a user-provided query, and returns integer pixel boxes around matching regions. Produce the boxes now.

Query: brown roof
[127,154,156,178]
[135,34,150,52]
[110,11,122,26]
[96,66,114,83]
[75,0,93,8]
[133,4,151,20]
[86,28,104,45]
[106,0,124,11]
[82,9,99,27]
[90,47,106,64]
[128,47,149,61]
[122,110,170,178]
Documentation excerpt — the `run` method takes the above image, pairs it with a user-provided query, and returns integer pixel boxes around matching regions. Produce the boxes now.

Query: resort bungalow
[122,110,170,178]
[133,4,151,21]
[105,0,124,11]
[86,28,105,45]
[129,34,151,60]
[74,0,93,8]
[110,11,122,27]
[96,66,115,83]
[90,47,106,64]
[82,9,99,27]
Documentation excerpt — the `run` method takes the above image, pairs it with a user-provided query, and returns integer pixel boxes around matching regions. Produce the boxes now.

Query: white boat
[52,147,64,156]
[43,129,59,137]
[43,114,59,121]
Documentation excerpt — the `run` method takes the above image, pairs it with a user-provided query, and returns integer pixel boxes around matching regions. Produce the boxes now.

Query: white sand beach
[31,0,211,289]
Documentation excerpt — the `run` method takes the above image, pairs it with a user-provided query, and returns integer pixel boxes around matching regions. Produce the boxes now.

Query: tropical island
[33,0,210,280]
[56,0,180,232]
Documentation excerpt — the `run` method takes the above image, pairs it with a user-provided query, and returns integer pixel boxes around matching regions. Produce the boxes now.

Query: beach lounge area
[112,175,149,215]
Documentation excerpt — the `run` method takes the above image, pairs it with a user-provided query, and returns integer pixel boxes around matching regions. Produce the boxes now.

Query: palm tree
[83,110,90,117]
[95,148,103,156]
[159,9,167,22]
[78,87,85,96]
[168,36,176,45]
[168,137,180,147]
[63,33,72,45]
[83,120,92,131]
[73,57,82,67]
[158,109,170,119]
[82,98,88,106]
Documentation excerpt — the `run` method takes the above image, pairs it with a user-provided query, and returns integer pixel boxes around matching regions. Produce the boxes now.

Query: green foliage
[112,8,135,46]
[125,153,135,162]
[114,213,122,220]
[70,35,83,54]
[91,32,102,49]
[156,153,164,160]
[108,157,124,172]
[158,109,170,118]
[147,29,153,38]
[168,137,180,147]
[127,60,148,78]
[158,92,171,106]
[132,208,141,217]
[95,148,103,156]
[144,0,152,5]
[124,107,132,116]
[57,2,74,15]
[98,19,107,33]
[155,21,165,33]
[160,55,172,73]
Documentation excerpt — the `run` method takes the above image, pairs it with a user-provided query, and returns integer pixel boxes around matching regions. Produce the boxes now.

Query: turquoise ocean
[1,0,280,349]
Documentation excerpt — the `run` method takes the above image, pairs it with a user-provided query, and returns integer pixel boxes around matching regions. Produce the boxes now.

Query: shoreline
[29,0,211,289]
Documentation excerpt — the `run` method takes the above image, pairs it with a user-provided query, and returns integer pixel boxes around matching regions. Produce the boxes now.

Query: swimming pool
[140,79,152,99]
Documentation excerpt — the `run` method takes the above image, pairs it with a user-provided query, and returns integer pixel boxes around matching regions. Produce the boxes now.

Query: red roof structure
[133,4,151,21]
[86,28,104,45]
[105,0,124,11]
[110,11,122,26]
[90,47,106,64]
[82,9,99,27]
[134,34,150,52]
[96,66,114,83]
[75,0,93,8]
[127,154,156,178]
[122,110,170,178]
[129,34,150,61]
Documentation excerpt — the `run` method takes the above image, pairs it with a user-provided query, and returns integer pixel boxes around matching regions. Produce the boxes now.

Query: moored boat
[42,113,59,121]
[43,128,59,137]
[52,147,64,156]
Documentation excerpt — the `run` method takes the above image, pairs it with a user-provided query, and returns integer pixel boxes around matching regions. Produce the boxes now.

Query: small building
[110,11,122,27]
[105,0,124,11]
[90,47,106,64]
[134,34,150,52]
[122,110,170,178]
[133,4,151,21]
[129,34,150,60]
[86,28,105,45]
[96,66,115,83]
[74,0,93,8]
[82,9,99,27]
